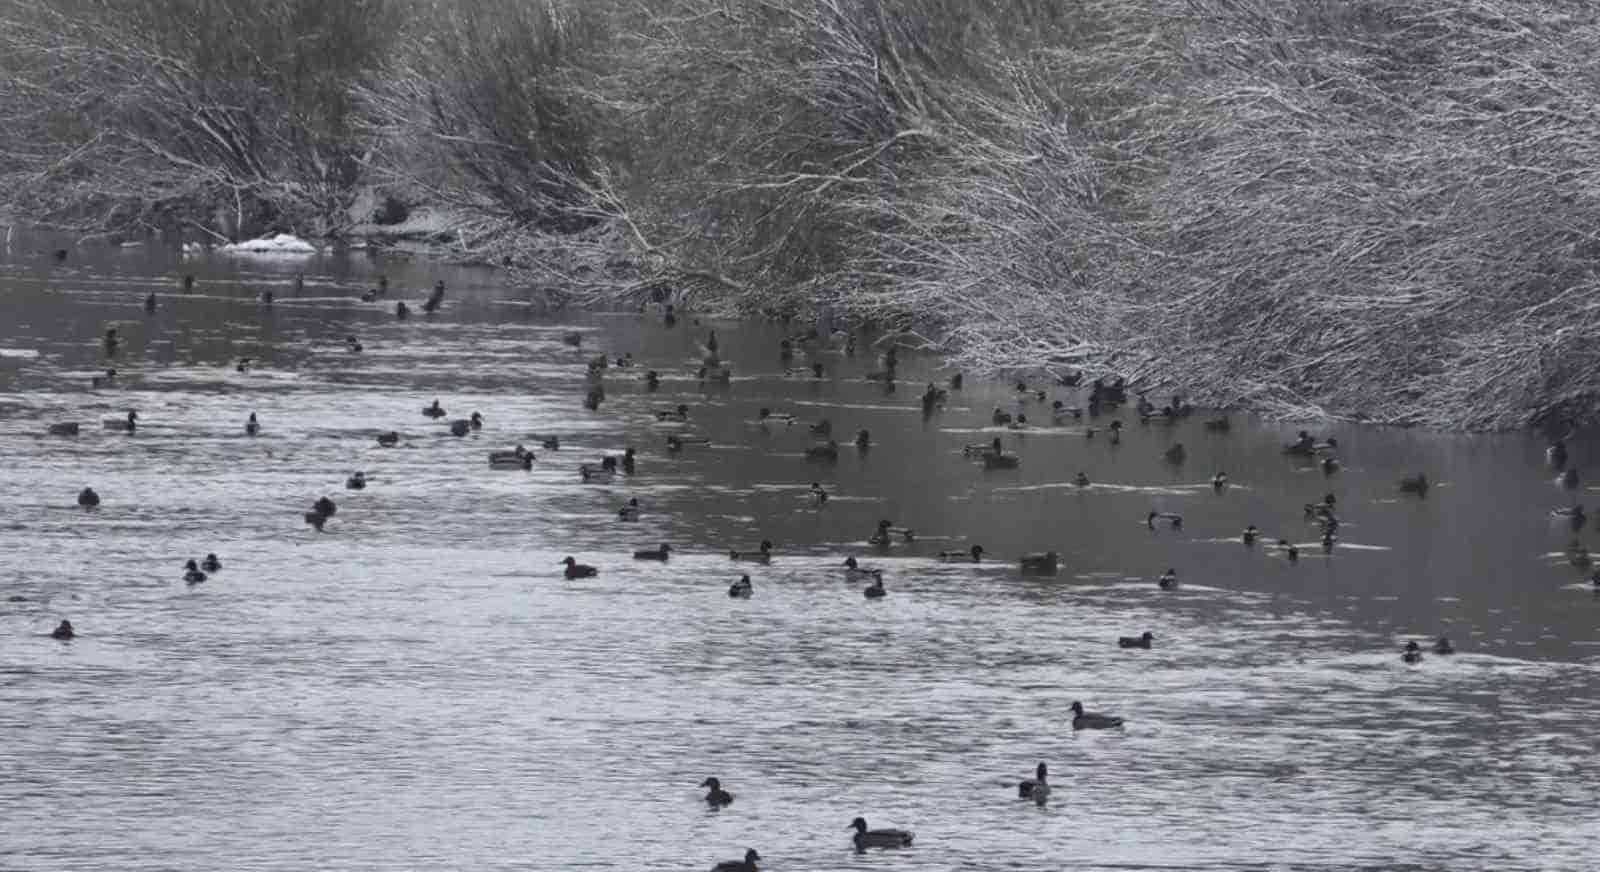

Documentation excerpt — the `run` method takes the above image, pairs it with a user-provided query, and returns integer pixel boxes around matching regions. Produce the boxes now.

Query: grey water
[1,234,1597,871]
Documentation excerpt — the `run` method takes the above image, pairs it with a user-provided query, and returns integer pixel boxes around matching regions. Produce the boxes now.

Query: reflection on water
[1,235,1598,870]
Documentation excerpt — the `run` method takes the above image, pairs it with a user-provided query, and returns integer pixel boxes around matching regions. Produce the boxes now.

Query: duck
[615,353,635,368]
[201,554,222,573]
[1321,532,1337,553]
[1073,471,1091,488]
[666,434,712,451]
[644,370,661,391]
[655,404,690,422]
[849,818,913,851]
[423,400,446,419]
[77,487,100,508]
[1164,443,1186,463]
[1321,456,1340,474]
[1017,762,1051,801]
[730,540,774,563]
[618,498,642,521]
[183,559,207,584]
[755,407,796,426]
[920,384,946,409]
[579,464,615,484]
[1051,400,1083,420]
[1242,525,1259,545]
[421,281,445,313]
[91,368,117,388]
[1018,551,1059,573]
[620,448,637,473]
[1146,511,1183,529]
[809,482,828,505]
[698,365,733,383]
[700,777,734,808]
[541,436,561,451]
[1158,568,1179,589]
[843,557,883,582]
[259,289,274,306]
[868,520,915,546]
[1398,473,1429,495]
[51,620,75,640]
[1204,416,1231,432]
[345,335,363,352]
[1432,636,1455,655]
[376,431,400,448]
[1305,494,1337,516]
[728,574,754,598]
[245,412,260,436]
[937,544,983,562]
[1313,438,1339,454]
[180,273,194,292]
[488,446,534,467]
[854,429,872,449]
[561,556,598,579]
[235,357,254,374]
[705,329,719,354]
[1402,640,1423,664]
[949,372,964,389]
[862,575,887,598]
[346,471,367,490]
[983,449,1020,469]
[807,418,833,437]
[991,408,1013,425]
[396,301,410,319]
[1284,431,1316,456]
[1070,700,1123,729]
[805,440,840,461]
[1212,472,1228,490]
[450,412,484,436]
[47,422,80,436]
[304,510,330,532]
[964,437,1004,458]
[1281,540,1300,562]
[103,327,119,353]
[1118,631,1154,649]
[143,292,157,313]
[633,543,672,561]
[561,331,583,347]
[1548,439,1569,469]
[103,410,138,432]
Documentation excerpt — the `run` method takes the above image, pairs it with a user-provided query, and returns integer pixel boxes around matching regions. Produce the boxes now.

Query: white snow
[218,234,318,255]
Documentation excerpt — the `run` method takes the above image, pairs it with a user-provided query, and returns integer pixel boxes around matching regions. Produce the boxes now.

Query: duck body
[730,540,774,563]
[562,556,598,579]
[937,545,983,562]
[346,472,367,490]
[579,464,615,484]
[983,452,1020,469]
[1019,551,1059,573]
[1433,637,1455,655]
[245,413,260,436]
[633,544,672,561]
[1147,511,1183,529]
[48,422,80,436]
[76,487,100,508]
[656,404,690,422]
[1402,641,1424,664]
[700,778,734,808]
[1398,473,1429,495]
[1070,700,1123,730]
[849,818,912,850]
[183,559,207,585]
[1158,569,1179,590]
[805,440,839,461]
[103,411,138,432]
[51,620,75,640]
[618,498,642,521]
[842,557,883,582]
[376,431,400,447]
[728,575,753,598]
[1119,631,1154,649]
[1018,762,1050,801]
[423,401,446,419]
[201,554,221,573]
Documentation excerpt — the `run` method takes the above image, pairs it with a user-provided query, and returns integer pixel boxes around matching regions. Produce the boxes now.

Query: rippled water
[2,234,1598,870]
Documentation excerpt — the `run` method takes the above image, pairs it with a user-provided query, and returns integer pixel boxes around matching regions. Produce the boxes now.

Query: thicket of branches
[2,0,1597,428]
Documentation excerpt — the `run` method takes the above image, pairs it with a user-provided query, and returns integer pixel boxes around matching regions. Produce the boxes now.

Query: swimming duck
[1281,540,1300,562]
[868,520,915,546]
[615,353,635,368]
[183,559,207,584]
[1398,473,1429,495]
[849,818,912,851]
[423,400,446,419]
[421,281,445,313]
[586,354,609,374]
[1321,456,1340,474]
[1017,762,1050,801]
[103,328,119,353]
[1402,640,1423,664]
[920,384,946,409]
[1432,636,1455,655]
[91,368,117,388]
[1242,525,1259,545]
[665,434,712,451]
[698,365,733,383]
[449,417,473,437]
[245,412,260,436]
[808,418,833,437]
[579,464,615,484]
[843,556,883,582]
[346,471,367,490]
[488,445,533,466]
[181,274,194,292]
[620,448,637,473]
[77,487,100,508]
[938,544,984,562]
[470,412,483,431]
[1118,631,1154,649]
[1562,468,1580,489]
[991,408,1013,425]
[964,437,1004,458]
[235,357,255,374]
[143,292,157,313]
[1321,532,1336,553]
[983,450,1020,469]
[728,574,753,598]
[730,540,774,563]
[805,440,839,461]
[1051,400,1083,421]
[754,407,795,426]
[1071,471,1091,488]
[1019,551,1059,573]
[52,620,75,640]
[950,372,964,389]
[345,335,363,352]
[1204,417,1231,432]
[634,543,672,561]
[1305,494,1337,516]
[376,431,400,448]
[562,331,583,347]
[1146,511,1183,529]
[48,422,80,436]
[259,289,274,306]
[862,575,886,598]
[1314,438,1339,454]
[561,557,598,579]
[541,436,561,451]
[396,301,410,319]
[104,410,138,432]
[1284,431,1316,456]
[809,482,828,505]
[644,370,661,391]
[1158,568,1179,589]
[656,404,690,422]
[1212,472,1228,490]
[1108,419,1123,443]
[1548,439,1569,469]
[361,288,380,302]
[201,554,221,573]
[1070,700,1123,730]
[854,429,872,449]
[618,498,642,521]
[700,777,734,807]
[1164,443,1186,463]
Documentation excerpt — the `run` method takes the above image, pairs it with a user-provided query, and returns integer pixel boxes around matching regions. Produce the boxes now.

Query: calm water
[2,234,1598,871]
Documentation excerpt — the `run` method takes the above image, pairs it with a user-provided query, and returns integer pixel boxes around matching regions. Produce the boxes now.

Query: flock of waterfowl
[29,266,1596,871]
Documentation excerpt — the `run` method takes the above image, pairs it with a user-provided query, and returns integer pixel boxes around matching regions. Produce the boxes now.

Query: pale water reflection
[1,235,1598,870]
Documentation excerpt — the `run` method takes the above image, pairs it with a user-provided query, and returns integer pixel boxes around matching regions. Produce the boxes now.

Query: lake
[1,231,1597,870]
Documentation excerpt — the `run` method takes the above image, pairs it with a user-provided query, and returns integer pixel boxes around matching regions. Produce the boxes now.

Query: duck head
[844,557,858,568]
[185,559,199,571]
[471,412,483,424]
[855,430,870,446]
[969,545,984,559]
[700,777,721,789]
[1405,640,1420,652]
[1141,631,1154,642]
[1069,701,1085,716]
[812,362,824,377]
[849,818,869,833]
[1036,762,1048,781]
[560,556,578,567]
[759,539,773,553]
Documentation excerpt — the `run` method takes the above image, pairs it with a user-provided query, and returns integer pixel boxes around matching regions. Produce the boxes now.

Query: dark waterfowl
[376,431,400,448]
[52,620,75,639]
[396,301,410,319]
[843,556,883,582]
[633,543,672,561]
[618,498,642,521]
[488,447,534,469]
[48,422,80,436]
[421,280,445,314]
[854,429,871,449]
[579,463,615,484]
[1051,400,1083,421]
[1402,640,1423,664]
[259,289,274,306]
[644,370,661,391]
[863,575,886,598]
[423,400,446,419]
[235,357,255,374]
[620,448,637,473]
[1019,551,1059,573]
[991,408,1013,425]
[103,328,119,354]
[983,449,1020,469]
[1242,525,1259,545]
[1073,471,1091,488]
[561,556,598,579]
[91,368,117,388]
[728,574,753,598]
[305,496,337,531]
[1321,456,1340,475]
[868,519,915,546]
[181,274,194,293]
[1158,568,1179,590]
[541,436,562,451]
[450,413,483,437]
[1398,473,1429,495]
[1284,431,1317,456]
[937,544,983,562]
[850,818,913,851]
[346,471,367,490]
[562,331,583,347]
[201,553,222,573]
[583,387,604,411]
[1118,631,1154,649]
[805,440,840,461]
[1147,511,1183,529]
[656,404,690,422]
[701,777,734,808]
[666,434,712,452]
[807,418,833,437]
[183,559,207,585]
[77,487,99,508]
[245,412,259,436]
[1017,762,1050,801]
[1070,700,1123,730]
[1281,540,1300,562]
[809,482,828,505]
[1433,636,1455,655]
[950,372,963,389]
[730,540,774,563]
[1204,417,1231,432]
[143,292,157,313]
[104,410,138,432]
[345,335,363,352]
[1212,472,1228,490]
[964,437,1003,458]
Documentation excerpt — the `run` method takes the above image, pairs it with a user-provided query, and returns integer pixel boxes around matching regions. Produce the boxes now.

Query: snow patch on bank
[218,234,319,255]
